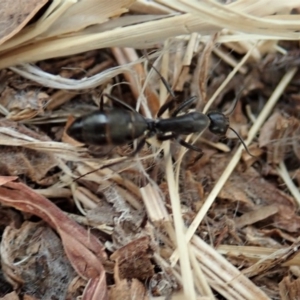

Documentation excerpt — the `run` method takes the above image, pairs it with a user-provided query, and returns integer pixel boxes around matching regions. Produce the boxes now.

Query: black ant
[67,65,252,176]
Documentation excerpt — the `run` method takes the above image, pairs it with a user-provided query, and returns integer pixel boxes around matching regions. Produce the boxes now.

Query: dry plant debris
[1,1,300,300]
[0,0,48,45]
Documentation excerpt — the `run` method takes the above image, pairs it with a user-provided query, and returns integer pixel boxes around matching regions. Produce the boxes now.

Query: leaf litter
[1,1,300,299]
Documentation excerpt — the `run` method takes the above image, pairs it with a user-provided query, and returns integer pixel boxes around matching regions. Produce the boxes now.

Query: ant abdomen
[67,109,149,145]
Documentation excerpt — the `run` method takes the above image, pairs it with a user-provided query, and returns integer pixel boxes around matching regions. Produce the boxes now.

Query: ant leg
[144,51,197,118]
[177,137,203,153]
[128,138,146,157]
[158,95,197,117]
[100,94,104,111]
[157,99,176,118]
[171,96,198,117]
[157,133,177,141]
[74,139,146,181]
[102,93,136,113]
[74,157,130,181]
[158,133,203,153]
[100,138,146,160]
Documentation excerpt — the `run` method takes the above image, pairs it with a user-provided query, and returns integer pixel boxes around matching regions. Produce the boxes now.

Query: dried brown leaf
[0,146,57,184]
[0,88,49,121]
[197,154,300,232]
[0,119,57,183]
[66,276,87,299]
[275,205,300,232]
[260,228,298,244]
[109,278,148,300]
[235,205,279,228]
[0,179,107,281]
[218,178,255,207]
[1,222,76,298]
[0,0,48,45]
[23,296,38,300]
[110,236,154,281]
[0,176,17,186]
[197,33,218,106]
[259,111,300,164]
[43,0,135,37]
[279,276,300,300]
[0,292,19,300]
[0,118,48,139]
[81,275,108,300]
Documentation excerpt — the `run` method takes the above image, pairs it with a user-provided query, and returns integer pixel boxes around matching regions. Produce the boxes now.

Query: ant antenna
[223,87,256,157]
[149,64,176,99]
[143,50,176,99]
[73,157,129,182]
[223,87,244,116]
[228,127,256,157]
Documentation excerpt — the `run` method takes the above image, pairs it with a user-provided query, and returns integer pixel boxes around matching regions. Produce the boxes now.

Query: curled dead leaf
[0,178,107,283]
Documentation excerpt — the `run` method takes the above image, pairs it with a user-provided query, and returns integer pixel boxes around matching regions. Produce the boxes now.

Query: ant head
[207,111,229,135]
[208,111,256,158]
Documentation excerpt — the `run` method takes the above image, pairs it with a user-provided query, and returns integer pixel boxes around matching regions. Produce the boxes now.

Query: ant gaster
[67,65,252,168]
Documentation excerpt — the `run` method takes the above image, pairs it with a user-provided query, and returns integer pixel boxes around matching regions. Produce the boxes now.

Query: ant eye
[207,112,229,135]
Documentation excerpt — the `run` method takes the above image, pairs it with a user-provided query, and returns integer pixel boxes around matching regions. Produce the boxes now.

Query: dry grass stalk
[191,236,271,300]
[1,1,300,69]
